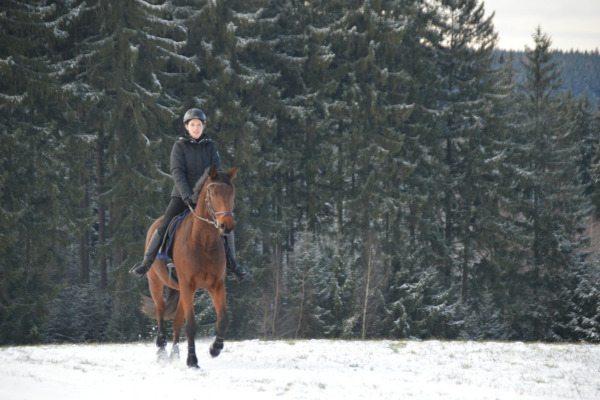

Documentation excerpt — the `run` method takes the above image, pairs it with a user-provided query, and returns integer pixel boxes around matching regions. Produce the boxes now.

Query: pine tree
[0,0,94,344]
[433,0,499,302]
[282,228,327,338]
[60,0,194,340]
[380,0,452,339]
[318,233,358,338]
[391,0,505,338]
[561,96,600,342]
[508,27,590,340]
[251,0,348,338]
[565,260,600,342]
[173,0,286,339]
[311,0,414,338]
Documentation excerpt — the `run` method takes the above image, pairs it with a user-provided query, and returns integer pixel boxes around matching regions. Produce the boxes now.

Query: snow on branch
[0,92,25,105]
[283,104,308,119]
[41,2,85,39]
[232,8,265,23]
[60,82,103,102]
[131,80,161,99]
[134,0,170,12]
[156,47,199,72]
[236,36,264,50]
[154,102,180,120]
[139,31,187,52]
[308,25,332,35]
[0,56,14,67]
[271,52,306,65]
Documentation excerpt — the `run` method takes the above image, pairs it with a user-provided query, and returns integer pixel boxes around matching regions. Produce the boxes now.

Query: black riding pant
[156,196,188,238]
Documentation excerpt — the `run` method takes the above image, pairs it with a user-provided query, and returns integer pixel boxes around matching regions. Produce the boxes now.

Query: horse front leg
[156,318,168,360]
[179,287,199,368]
[208,282,229,358]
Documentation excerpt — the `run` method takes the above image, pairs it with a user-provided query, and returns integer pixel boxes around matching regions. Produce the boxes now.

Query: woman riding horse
[130,108,250,282]
[142,164,239,367]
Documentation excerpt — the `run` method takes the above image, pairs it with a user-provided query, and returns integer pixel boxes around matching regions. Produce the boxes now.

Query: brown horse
[143,164,237,368]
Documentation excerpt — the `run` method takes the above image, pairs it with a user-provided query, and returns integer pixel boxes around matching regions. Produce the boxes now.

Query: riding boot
[130,230,162,279]
[223,233,250,283]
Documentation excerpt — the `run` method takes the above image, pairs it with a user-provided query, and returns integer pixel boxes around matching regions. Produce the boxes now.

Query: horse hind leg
[148,270,168,360]
[170,302,184,361]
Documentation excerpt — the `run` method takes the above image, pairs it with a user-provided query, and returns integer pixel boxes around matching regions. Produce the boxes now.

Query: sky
[482,0,600,51]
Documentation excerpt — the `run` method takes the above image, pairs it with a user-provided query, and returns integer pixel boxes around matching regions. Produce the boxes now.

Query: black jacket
[170,134,221,200]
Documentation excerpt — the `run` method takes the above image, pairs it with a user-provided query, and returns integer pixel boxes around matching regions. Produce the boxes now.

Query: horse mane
[191,168,210,203]
[191,166,233,203]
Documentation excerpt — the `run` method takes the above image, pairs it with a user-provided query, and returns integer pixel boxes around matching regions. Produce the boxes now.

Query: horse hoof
[187,354,199,368]
[156,347,168,362]
[170,345,180,361]
[209,343,223,358]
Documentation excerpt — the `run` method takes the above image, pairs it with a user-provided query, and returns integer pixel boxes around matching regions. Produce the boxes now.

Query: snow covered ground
[1,339,599,399]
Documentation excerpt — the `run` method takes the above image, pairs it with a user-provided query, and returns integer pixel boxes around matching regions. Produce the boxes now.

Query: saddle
[157,210,189,261]
[156,210,190,283]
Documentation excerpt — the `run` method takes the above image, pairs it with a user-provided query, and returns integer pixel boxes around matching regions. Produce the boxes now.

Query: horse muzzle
[217,214,234,235]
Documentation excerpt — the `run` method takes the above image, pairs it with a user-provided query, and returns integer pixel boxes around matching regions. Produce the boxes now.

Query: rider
[130,108,250,282]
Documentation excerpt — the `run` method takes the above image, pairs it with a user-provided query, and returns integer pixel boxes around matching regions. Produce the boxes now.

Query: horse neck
[191,185,220,246]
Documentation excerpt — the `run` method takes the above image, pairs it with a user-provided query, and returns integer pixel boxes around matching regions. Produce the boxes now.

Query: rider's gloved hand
[184,197,195,209]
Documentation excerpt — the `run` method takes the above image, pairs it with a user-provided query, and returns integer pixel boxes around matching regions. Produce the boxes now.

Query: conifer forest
[2,0,600,345]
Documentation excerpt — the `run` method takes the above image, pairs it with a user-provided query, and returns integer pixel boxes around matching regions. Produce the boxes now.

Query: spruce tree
[509,27,590,340]
[61,0,193,340]
[314,0,414,338]
[382,0,451,339]
[176,0,284,338]
[434,0,498,293]
[401,0,504,338]
[0,0,91,343]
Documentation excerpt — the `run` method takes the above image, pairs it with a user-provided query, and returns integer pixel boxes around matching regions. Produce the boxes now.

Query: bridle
[187,182,234,229]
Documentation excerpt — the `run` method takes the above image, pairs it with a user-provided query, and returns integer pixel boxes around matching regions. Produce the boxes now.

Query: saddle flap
[157,210,189,260]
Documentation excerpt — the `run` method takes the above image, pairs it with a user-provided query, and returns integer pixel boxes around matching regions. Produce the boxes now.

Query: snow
[1,339,598,400]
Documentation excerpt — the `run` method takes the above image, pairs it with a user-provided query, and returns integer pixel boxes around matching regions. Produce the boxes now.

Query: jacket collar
[180,133,212,144]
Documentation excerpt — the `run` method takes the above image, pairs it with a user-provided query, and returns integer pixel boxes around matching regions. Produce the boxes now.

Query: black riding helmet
[183,108,206,125]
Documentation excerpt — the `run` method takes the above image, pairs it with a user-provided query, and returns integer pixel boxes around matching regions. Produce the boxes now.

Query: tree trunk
[79,170,89,285]
[362,247,372,340]
[97,133,107,290]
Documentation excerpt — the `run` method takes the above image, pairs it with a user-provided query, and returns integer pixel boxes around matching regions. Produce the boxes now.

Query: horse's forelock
[216,171,232,186]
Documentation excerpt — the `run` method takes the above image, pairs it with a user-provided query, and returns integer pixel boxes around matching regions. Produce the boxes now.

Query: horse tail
[140,288,180,320]
[141,295,156,318]
[163,287,180,320]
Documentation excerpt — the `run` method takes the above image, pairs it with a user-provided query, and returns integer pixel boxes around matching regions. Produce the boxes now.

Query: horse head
[205,165,237,235]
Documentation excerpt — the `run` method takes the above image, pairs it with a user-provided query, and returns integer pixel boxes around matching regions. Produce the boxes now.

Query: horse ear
[209,164,219,179]
[227,166,238,180]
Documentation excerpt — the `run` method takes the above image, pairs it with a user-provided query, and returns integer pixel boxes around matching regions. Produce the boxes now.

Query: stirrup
[228,265,250,283]
[129,262,151,280]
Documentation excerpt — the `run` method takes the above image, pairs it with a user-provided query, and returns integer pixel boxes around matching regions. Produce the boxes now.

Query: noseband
[187,182,234,229]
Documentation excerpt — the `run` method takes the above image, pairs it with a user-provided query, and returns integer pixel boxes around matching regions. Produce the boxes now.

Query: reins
[187,182,234,228]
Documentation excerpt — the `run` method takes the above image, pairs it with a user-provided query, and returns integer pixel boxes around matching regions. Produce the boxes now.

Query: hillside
[497,49,600,106]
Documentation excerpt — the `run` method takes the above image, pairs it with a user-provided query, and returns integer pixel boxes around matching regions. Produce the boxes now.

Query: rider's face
[186,119,205,140]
